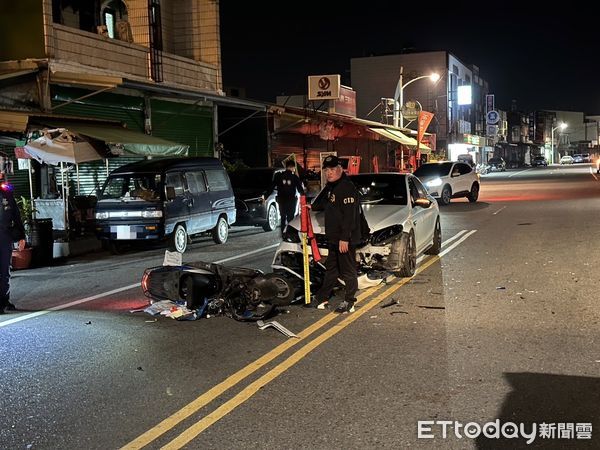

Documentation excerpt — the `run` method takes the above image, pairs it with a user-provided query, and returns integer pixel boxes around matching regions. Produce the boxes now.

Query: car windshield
[99,173,162,201]
[229,169,275,190]
[413,162,453,178]
[311,174,408,206]
[489,158,502,163]
[534,156,544,160]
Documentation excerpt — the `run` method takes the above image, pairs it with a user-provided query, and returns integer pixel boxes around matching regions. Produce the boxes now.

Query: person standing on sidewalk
[0,172,25,314]
[309,155,361,313]
[264,160,304,235]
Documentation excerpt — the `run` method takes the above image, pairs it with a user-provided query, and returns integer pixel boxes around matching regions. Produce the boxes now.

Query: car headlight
[283,226,301,243]
[95,212,109,220]
[425,177,443,188]
[142,210,163,218]
[370,225,403,246]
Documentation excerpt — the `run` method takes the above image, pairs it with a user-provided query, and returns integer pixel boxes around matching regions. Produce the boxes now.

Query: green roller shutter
[51,86,146,132]
[49,87,147,196]
[150,99,213,157]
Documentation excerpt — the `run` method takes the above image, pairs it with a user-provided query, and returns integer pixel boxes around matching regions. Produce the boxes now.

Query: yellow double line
[123,230,475,449]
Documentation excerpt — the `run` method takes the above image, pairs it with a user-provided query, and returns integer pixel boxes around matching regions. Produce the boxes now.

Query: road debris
[417,305,445,310]
[496,286,506,290]
[380,299,398,308]
[257,320,298,338]
[390,311,408,316]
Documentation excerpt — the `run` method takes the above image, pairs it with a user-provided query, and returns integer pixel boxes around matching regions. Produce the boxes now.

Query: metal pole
[28,159,35,219]
[76,163,80,195]
[551,127,555,165]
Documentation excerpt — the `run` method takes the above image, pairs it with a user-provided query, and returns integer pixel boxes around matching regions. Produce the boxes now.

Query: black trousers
[278,199,297,233]
[315,245,358,303]
[0,232,12,307]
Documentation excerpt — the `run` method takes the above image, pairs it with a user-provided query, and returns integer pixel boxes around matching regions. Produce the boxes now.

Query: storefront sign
[402,100,422,121]
[308,75,341,100]
[332,86,356,117]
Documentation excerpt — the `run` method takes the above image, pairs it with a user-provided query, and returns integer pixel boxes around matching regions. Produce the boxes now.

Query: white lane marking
[0,244,280,328]
[439,230,477,257]
[441,229,468,247]
[417,229,468,265]
[493,206,507,215]
[508,168,535,178]
[589,166,598,181]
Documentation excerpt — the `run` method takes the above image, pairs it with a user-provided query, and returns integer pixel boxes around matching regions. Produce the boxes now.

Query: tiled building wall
[40,0,221,92]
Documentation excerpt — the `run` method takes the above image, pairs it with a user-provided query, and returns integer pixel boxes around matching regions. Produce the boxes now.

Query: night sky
[219,2,600,115]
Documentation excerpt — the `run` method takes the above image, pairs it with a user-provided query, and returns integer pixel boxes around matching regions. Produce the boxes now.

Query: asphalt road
[2,163,600,449]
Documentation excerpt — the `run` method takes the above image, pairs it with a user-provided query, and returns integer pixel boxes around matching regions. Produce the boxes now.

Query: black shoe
[334,300,355,314]
[5,302,16,311]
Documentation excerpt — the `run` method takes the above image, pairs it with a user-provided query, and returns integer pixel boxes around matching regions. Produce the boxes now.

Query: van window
[185,171,207,193]
[165,172,184,196]
[205,169,230,191]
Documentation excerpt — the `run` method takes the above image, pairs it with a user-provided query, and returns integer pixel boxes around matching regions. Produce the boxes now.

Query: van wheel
[169,224,188,253]
[263,204,278,232]
[212,216,229,244]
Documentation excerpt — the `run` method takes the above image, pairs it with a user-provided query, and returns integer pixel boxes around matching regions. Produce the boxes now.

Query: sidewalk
[54,232,103,259]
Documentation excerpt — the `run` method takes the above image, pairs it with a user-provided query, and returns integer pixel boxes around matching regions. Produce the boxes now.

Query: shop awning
[42,121,189,157]
[369,127,431,153]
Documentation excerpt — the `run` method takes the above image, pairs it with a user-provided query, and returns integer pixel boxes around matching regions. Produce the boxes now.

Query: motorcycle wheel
[262,273,295,306]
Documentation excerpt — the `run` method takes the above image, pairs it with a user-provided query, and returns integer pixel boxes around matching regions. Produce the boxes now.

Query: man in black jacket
[310,155,361,313]
[265,160,304,235]
[0,172,26,314]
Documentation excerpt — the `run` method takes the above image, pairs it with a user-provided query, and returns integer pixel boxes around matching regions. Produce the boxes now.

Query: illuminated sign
[308,75,341,100]
[457,85,472,105]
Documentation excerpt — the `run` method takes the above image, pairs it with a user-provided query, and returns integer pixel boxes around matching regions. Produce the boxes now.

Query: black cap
[322,155,341,169]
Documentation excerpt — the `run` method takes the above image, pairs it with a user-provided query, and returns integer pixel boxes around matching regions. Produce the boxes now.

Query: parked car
[271,173,441,290]
[413,161,480,205]
[95,157,236,253]
[573,154,584,163]
[560,155,574,165]
[229,167,281,232]
[487,157,506,172]
[532,156,548,167]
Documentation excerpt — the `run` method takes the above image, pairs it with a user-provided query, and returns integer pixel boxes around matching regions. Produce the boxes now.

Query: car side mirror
[166,186,176,201]
[415,198,432,208]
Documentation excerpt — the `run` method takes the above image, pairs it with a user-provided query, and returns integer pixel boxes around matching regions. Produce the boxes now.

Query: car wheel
[467,182,479,202]
[439,185,452,205]
[395,231,416,277]
[212,216,229,244]
[425,218,441,255]
[262,273,295,305]
[169,224,188,253]
[262,204,278,232]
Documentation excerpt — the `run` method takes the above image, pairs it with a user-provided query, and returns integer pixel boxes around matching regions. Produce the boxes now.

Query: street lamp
[393,67,440,128]
[551,122,567,164]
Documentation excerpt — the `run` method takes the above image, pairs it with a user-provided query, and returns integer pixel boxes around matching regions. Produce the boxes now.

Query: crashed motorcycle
[141,261,294,321]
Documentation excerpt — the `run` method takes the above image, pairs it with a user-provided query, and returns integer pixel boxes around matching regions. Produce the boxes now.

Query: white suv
[413,161,480,205]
